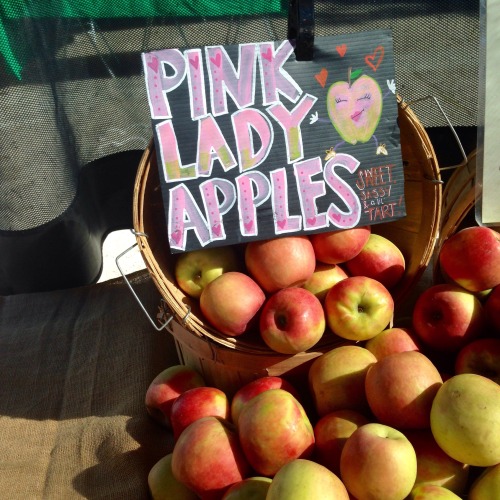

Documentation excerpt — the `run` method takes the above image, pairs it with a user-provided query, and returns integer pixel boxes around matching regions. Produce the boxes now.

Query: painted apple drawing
[327,73,382,145]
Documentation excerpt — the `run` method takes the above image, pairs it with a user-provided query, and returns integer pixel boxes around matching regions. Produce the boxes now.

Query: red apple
[170,386,230,440]
[438,226,500,292]
[145,365,205,428]
[314,409,371,476]
[200,271,265,336]
[404,429,470,496]
[174,246,241,298]
[302,262,349,302]
[484,284,500,333]
[340,423,418,500]
[308,345,377,417]
[344,233,406,289]
[259,287,326,354]
[310,226,371,264]
[237,389,315,477]
[324,276,394,341]
[171,416,251,499]
[412,284,486,352]
[230,376,299,426]
[245,236,316,293]
[454,337,500,384]
[365,350,443,429]
[267,459,350,499]
[364,327,422,360]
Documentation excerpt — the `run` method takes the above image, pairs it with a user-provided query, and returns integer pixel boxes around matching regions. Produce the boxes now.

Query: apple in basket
[484,284,500,333]
[364,326,422,360]
[467,463,500,500]
[200,271,265,336]
[438,226,500,292]
[171,416,251,499]
[344,233,406,290]
[169,386,230,440]
[174,246,241,298]
[230,376,300,426]
[430,373,500,467]
[324,275,394,341]
[259,287,326,354]
[302,262,348,302]
[308,345,377,417]
[145,365,205,428]
[310,226,371,264]
[364,350,443,430]
[409,485,462,499]
[412,283,485,352]
[245,235,316,293]
[454,337,500,384]
[221,477,272,499]
[266,459,350,500]
[237,389,315,477]
[340,423,418,500]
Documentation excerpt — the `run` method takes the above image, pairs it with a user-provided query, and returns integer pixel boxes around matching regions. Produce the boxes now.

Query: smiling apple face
[327,74,383,145]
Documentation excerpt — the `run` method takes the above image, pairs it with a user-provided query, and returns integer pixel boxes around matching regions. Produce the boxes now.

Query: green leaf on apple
[350,68,363,82]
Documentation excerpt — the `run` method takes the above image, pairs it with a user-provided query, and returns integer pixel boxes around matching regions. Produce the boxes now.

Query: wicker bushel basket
[132,100,442,395]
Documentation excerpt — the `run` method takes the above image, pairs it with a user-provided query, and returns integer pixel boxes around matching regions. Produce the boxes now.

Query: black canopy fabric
[0,1,480,294]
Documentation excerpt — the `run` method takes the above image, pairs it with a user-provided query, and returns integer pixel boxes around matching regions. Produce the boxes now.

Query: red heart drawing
[189,55,199,70]
[244,220,253,232]
[314,68,328,88]
[365,45,385,71]
[262,47,272,62]
[277,219,287,229]
[147,56,159,73]
[210,52,222,68]
[336,44,347,57]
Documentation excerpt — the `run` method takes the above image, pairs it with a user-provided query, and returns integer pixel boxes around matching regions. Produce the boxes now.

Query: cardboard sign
[142,30,405,253]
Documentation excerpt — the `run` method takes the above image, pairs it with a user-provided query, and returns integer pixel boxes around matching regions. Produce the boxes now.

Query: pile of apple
[174,226,405,352]
[145,225,500,499]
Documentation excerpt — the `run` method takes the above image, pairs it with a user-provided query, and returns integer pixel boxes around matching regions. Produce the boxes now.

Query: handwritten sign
[142,30,405,252]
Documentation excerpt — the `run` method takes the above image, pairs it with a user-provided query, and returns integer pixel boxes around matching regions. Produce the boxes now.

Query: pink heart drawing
[189,55,199,70]
[365,45,385,72]
[170,229,182,245]
[277,219,287,229]
[244,220,254,232]
[210,52,222,68]
[262,47,273,62]
[147,56,159,73]
[330,213,342,223]
[306,217,317,226]
[212,224,222,237]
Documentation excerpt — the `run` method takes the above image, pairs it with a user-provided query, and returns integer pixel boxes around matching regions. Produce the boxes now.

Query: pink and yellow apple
[438,226,500,292]
[314,409,371,476]
[148,453,198,500]
[340,423,418,500]
[169,386,230,440]
[468,463,500,500]
[174,246,240,298]
[454,337,500,384]
[412,283,486,352]
[344,233,406,289]
[430,373,500,467]
[364,326,422,360]
[365,350,443,429]
[145,365,205,428]
[326,74,383,145]
[237,389,315,477]
[308,345,377,417]
[171,416,251,499]
[231,376,299,426]
[221,477,272,499]
[245,236,316,293]
[266,459,349,499]
[259,287,326,354]
[410,485,462,499]
[310,226,371,264]
[302,262,348,302]
[200,271,265,336]
[324,276,394,341]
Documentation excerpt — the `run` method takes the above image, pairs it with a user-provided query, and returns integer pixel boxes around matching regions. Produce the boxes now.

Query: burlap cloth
[0,270,178,499]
